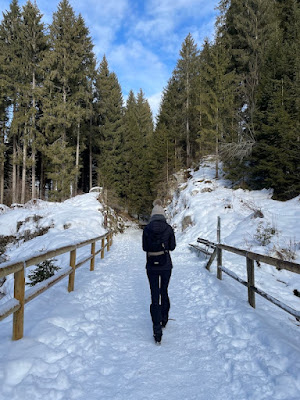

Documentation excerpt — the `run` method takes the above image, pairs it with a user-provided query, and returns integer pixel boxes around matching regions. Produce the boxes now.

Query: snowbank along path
[0,227,300,400]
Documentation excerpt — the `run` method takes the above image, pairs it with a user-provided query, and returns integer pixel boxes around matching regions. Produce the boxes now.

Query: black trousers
[147,269,172,335]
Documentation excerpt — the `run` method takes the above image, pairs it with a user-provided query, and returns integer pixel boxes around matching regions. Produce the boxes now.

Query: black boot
[150,304,162,343]
[154,333,162,343]
[153,324,162,343]
[161,319,168,328]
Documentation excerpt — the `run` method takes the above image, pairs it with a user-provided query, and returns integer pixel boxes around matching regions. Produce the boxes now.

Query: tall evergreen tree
[39,0,90,200]
[173,33,200,167]
[249,0,300,198]
[94,56,124,200]
[69,14,95,195]
[0,0,23,204]
[134,89,154,211]
[155,77,181,173]
[122,90,154,215]
[222,0,275,137]
[20,0,47,201]
[197,38,236,177]
[122,90,137,210]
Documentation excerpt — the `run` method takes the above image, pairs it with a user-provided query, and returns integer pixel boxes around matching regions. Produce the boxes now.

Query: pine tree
[27,259,60,286]
[0,23,11,204]
[173,34,200,167]
[155,77,181,173]
[122,90,138,210]
[69,14,95,195]
[39,0,86,200]
[133,89,154,213]
[94,56,124,201]
[20,0,47,201]
[197,38,236,178]
[122,90,154,215]
[0,0,23,204]
[223,0,275,138]
[249,0,300,199]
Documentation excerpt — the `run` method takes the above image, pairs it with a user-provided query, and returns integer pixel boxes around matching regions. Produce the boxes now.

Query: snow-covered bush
[27,259,60,287]
[254,222,277,246]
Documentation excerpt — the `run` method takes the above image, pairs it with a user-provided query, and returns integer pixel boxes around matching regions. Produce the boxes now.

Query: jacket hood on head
[148,217,168,235]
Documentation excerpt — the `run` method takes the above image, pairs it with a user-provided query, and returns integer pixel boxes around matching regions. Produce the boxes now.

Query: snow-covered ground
[0,228,300,400]
[0,161,299,399]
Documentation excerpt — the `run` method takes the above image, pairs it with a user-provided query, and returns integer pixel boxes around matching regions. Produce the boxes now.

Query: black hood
[148,218,169,235]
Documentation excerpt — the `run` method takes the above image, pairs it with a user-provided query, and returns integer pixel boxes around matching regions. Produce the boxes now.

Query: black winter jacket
[142,215,176,271]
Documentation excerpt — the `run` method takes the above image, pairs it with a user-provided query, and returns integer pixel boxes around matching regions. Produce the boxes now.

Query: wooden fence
[190,218,300,321]
[0,231,113,340]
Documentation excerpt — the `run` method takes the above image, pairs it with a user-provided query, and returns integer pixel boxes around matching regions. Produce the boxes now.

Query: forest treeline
[0,0,299,216]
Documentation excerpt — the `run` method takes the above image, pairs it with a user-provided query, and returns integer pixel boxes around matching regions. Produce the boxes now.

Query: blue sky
[0,0,219,118]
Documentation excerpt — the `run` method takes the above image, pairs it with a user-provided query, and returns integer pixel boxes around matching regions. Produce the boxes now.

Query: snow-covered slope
[0,193,106,298]
[167,160,300,311]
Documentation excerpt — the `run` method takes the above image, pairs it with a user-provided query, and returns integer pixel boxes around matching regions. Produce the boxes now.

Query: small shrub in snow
[240,199,264,218]
[254,222,277,246]
[27,259,60,287]
[273,239,298,262]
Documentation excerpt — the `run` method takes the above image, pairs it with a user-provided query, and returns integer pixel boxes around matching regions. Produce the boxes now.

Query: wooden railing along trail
[0,231,113,340]
[190,217,300,321]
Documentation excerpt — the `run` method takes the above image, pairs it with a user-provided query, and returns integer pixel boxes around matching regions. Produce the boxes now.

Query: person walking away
[142,199,176,343]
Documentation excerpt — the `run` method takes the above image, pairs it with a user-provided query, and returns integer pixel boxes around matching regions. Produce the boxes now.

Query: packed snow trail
[0,228,300,400]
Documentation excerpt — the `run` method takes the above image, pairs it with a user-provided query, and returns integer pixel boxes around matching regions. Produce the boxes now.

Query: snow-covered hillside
[0,193,107,299]
[167,160,300,311]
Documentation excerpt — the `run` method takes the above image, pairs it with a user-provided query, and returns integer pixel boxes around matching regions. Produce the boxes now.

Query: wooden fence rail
[189,222,300,321]
[0,231,113,340]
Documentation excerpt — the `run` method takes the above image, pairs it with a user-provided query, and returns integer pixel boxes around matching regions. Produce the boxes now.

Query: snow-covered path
[1,228,300,400]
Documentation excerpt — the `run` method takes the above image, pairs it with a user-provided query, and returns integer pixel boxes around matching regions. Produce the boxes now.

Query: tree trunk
[186,73,190,168]
[74,122,80,196]
[32,148,36,199]
[31,70,36,200]
[16,164,20,204]
[63,85,67,142]
[166,138,169,183]
[89,116,93,190]
[12,134,17,204]
[21,138,27,204]
[40,155,44,200]
[215,135,219,179]
[0,160,4,204]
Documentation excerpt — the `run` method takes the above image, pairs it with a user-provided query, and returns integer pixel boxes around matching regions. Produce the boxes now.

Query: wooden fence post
[206,247,217,271]
[68,249,76,292]
[12,266,25,340]
[107,234,110,252]
[101,238,105,259]
[247,257,255,308]
[217,217,222,280]
[90,242,95,271]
